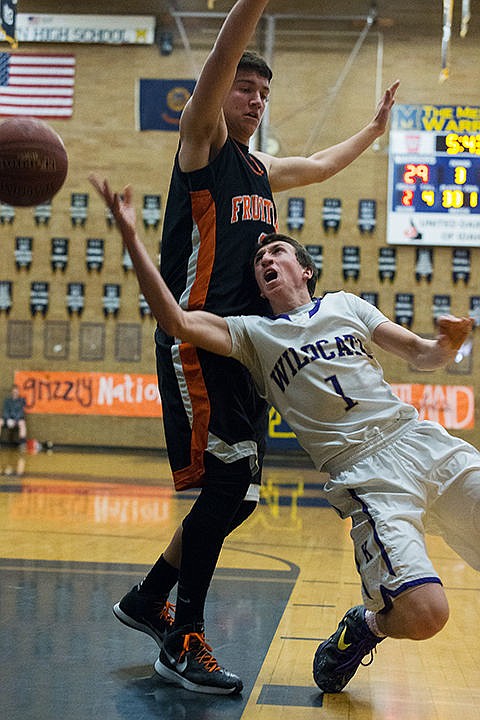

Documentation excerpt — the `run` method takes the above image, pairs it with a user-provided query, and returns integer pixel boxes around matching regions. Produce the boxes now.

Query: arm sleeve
[346,293,390,336]
[225,315,256,367]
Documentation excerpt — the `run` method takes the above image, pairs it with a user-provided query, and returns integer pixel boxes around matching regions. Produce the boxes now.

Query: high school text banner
[14,370,162,418]
[14,14,155,45]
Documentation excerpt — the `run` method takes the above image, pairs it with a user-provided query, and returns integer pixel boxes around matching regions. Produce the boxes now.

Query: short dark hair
[237,51,272,81]
[255,233,318,297]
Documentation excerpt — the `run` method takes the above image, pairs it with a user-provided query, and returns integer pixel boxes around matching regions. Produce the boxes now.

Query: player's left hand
[436,315,474,352]
[89,174,137,240]
[372,79,400,134]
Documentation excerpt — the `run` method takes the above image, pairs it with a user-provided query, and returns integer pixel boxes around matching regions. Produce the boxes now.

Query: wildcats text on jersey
[270,334,374,392]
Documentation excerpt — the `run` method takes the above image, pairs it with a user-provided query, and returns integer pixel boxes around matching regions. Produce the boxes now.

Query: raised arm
[179,0,270,171]
[260,80,399,192]
[88,176,233,356]
[372,315,474,370]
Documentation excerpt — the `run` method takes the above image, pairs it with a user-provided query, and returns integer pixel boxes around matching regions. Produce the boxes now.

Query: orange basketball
[0,116,68,207]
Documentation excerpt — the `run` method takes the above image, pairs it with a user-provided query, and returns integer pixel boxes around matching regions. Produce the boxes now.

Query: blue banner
[138,78,196,131]
[1,0,17,47]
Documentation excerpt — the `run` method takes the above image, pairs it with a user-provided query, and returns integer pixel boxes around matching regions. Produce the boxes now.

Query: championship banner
[137,79,195,131]
[14,370,162,418]
[0,0,17,48]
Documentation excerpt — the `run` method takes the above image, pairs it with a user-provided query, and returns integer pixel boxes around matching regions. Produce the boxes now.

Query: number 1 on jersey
[325,374,358,411]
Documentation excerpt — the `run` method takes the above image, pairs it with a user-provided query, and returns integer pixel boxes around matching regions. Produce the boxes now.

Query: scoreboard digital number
[387,104,480,246]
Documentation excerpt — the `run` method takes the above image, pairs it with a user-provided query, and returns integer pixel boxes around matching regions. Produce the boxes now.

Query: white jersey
[226,292,417,471]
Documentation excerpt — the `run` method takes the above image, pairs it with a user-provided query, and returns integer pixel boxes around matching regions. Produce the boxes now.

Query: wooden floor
[1,444,479,720]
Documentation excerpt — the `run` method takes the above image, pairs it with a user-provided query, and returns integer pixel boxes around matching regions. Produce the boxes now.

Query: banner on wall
[390,383,474,429]
[138,79,196,131]
[14,14,155,45]
[14,370,162,418]
[0,52,75,119]
[267,383,475,452]
[0,0,17,47]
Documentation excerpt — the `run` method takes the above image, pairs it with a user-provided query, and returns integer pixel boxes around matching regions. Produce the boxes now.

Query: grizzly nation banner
[14,370,162,417]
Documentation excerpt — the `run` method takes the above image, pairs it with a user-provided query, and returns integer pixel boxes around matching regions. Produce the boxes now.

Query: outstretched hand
[436,315,474,353]
[371,79,400,135]
[88,174,137,241]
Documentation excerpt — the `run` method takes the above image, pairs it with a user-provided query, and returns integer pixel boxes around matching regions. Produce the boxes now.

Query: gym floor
[1,444,479,720]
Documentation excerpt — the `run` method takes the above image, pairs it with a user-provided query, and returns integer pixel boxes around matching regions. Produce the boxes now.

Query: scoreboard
[387,104,480,246]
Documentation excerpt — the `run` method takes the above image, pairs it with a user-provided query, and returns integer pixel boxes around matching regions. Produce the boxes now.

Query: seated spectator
[0,384,27,446]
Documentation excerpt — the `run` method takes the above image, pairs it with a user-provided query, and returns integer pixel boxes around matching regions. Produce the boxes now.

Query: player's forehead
[254,241,295,262]
[233,70,270,91]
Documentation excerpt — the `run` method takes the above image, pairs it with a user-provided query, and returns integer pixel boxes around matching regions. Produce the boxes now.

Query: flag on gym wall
[0,52,75,118]
[0,0,17,48]
[138,78,195,131]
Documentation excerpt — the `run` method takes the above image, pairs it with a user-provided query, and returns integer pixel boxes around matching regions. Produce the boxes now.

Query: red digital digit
[401,190,414,206]
[403,164,416,184]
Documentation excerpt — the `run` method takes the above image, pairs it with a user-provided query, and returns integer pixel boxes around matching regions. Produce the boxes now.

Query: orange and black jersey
[160,137,278,318]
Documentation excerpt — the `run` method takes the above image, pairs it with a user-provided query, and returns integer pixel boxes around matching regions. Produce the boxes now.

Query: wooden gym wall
[0,5,479,449]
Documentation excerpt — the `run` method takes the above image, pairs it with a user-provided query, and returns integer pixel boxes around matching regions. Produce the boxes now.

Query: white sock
[365,609,387,638]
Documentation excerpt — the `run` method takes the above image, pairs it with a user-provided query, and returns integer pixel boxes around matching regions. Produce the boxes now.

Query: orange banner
[390,383,474,429]
[14,370,162,417]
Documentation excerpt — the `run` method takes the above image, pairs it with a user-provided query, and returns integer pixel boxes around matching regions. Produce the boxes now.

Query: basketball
[0,117,68,207]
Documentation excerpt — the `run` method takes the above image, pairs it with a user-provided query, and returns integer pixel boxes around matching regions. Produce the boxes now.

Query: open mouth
[264,269,278,283]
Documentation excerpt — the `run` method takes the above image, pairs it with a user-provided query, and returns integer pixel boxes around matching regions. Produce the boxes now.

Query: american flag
[0,53,75,119]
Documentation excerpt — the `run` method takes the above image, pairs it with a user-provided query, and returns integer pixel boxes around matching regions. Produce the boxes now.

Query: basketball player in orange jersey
[93,0,399,694]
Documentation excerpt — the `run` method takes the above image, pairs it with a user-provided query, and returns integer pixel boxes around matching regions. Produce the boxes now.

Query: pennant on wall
[395,293,414,328]
[470,296,480,326]
[103,284,120,317]
[30,281,49,316]
[360,292,378,307]
[142,194,161,229]
[305,244,323,278]
[0,52,75,118]
[138,79,195,131]
[358,199,376,234]
[433,294,451,323]
[322,198,342,233]
[342,246,360,280]
[415,248,433,282]
[15,236,32,270]
[51,237,69,272]
[378,247,396,282]
[452,248,470,284]
[66,282,84,316]
[0,0,18,48]
[86,238,104,272]
[287,197,305,231]
[0,202,14,223]
[70,193,88,226]
[0,280,12,313]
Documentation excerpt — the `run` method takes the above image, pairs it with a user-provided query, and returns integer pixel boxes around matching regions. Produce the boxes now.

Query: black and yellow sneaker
[113,584,175,648]
[154,624,243,695]
[313,605,383,693]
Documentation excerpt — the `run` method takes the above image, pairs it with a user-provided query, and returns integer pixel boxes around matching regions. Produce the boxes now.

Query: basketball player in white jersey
[88,178,479,694]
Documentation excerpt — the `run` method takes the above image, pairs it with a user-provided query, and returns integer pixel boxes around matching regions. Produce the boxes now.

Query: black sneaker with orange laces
[154,623,243,695]
[313,605,383,693]
[112,584,175,648]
